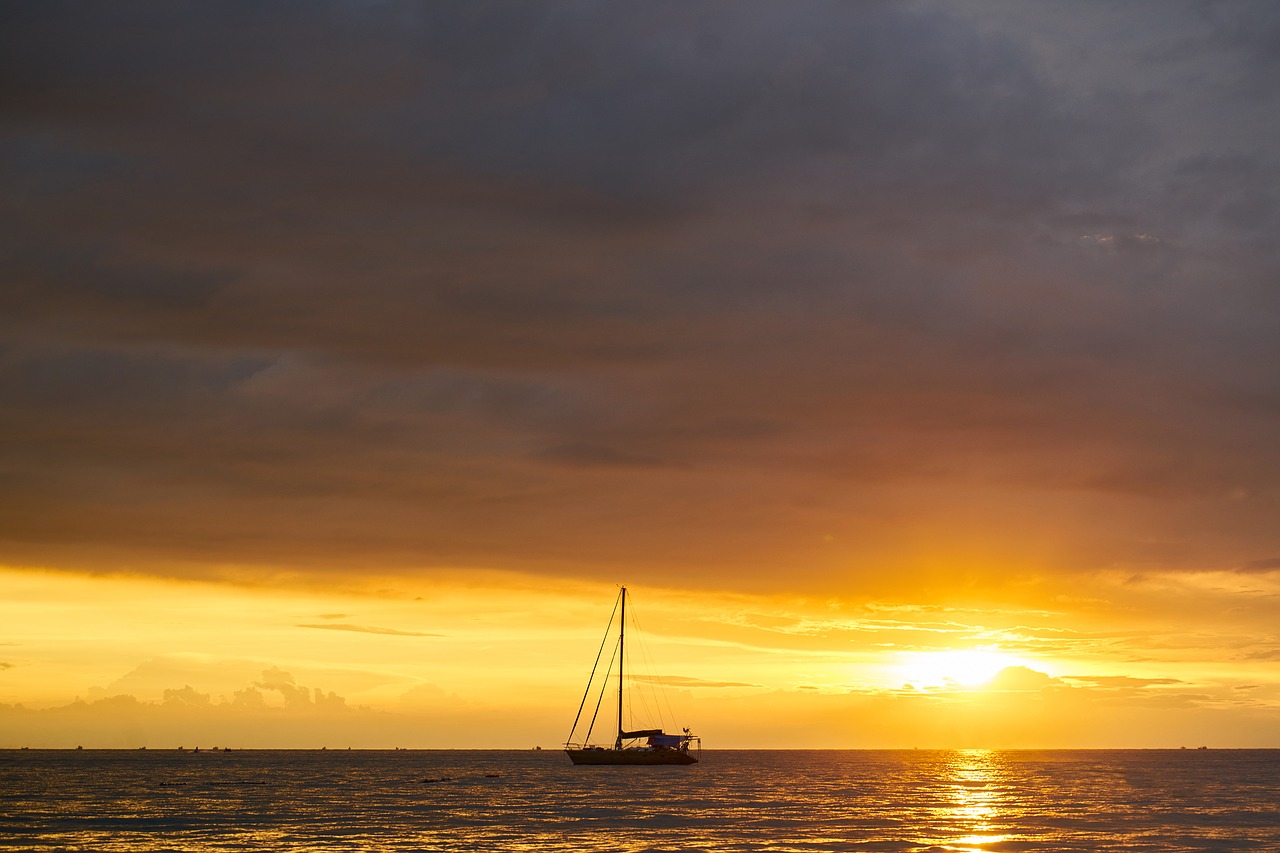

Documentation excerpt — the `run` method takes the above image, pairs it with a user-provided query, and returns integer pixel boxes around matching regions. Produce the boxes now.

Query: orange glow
[5,0,1280,759]
[894,649,1031,689]
[2,565,1278,749]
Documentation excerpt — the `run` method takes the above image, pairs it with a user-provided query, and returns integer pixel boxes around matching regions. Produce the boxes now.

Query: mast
[615,586,626,749]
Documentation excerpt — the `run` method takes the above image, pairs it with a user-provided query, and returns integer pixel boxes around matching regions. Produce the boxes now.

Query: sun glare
[897,649,1020,689]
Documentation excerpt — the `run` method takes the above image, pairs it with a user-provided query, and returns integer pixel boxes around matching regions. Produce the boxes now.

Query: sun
[896,648,1021,689]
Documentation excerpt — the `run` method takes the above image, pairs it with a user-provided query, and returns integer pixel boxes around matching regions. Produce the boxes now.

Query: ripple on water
[0,749,1277,851]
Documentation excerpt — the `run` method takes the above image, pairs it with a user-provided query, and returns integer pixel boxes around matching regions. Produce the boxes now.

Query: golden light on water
[945,749,1012,850]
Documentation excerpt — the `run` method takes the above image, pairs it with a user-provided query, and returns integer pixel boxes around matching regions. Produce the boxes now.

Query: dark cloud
[1238,558,1280,574]
[3,2,1279,590]
[537,443,675,470]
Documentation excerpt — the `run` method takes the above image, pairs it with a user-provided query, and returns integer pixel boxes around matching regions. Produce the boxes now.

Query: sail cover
[622,722,665,737]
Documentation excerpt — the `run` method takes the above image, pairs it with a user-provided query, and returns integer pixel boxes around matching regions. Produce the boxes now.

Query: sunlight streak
[944,749,1012,849]
[895,649,1024,689]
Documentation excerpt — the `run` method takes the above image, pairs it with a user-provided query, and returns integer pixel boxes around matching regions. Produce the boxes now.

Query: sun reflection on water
[944,749,1012,850]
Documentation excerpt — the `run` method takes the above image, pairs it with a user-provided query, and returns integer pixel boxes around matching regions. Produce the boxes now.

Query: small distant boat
[564,587,700,766]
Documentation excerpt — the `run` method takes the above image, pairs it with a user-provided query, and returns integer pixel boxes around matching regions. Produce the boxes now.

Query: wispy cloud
[1061,675,1184,689]
[629,675,759,689]
[296,624,441,638]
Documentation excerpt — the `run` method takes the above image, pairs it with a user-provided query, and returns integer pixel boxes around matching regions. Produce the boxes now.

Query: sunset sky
[3,1,1279,749]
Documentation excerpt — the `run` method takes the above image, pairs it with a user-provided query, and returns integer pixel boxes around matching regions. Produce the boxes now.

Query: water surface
[2,749,1277,851]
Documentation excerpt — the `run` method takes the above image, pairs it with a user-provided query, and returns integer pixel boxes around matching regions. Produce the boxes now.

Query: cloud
[296,623,442,637]
[1,656,1276,749]
[397,682,467,710]
[1238,558,1280,574]
[0,672,544,749]
[536,443,674,470]
[987,666,1057,691]
[231,686,267,710]
[96,657,265,701]
[249,667,345,710]
[629,675,759,689]
[163,685,212,708]
[2,1,1279,595]
[1061,675,1184,690]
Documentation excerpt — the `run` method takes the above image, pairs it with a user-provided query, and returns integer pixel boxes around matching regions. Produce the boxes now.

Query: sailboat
[564,587,701,765]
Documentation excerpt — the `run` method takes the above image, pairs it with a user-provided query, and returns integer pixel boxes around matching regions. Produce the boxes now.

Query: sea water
[2,749,1277,851]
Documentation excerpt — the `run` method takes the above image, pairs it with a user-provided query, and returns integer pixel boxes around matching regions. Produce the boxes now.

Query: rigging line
[635,606,662,728]
[629,601,680,727]
[631,600,676,730]
[583,636,620,747]
[660,667,679,731]
[629,608,659,729]
[625,617,640,731]
[566,589,622,742]
[625,597,650,731]
[652,638,679,729]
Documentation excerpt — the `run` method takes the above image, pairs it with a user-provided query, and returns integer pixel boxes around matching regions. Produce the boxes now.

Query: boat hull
[565,748,698,766]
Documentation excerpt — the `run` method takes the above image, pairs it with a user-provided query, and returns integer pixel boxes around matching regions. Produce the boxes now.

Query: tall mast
[616,586,626,749]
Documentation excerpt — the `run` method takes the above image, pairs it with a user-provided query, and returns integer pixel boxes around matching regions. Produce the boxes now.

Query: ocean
[2,749,1277,851]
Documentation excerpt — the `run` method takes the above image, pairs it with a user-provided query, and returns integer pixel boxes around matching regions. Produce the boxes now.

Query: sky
[2,1,1279,749]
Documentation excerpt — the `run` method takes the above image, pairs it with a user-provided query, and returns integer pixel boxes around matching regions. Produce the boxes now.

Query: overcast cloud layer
[3,1,1279,592]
